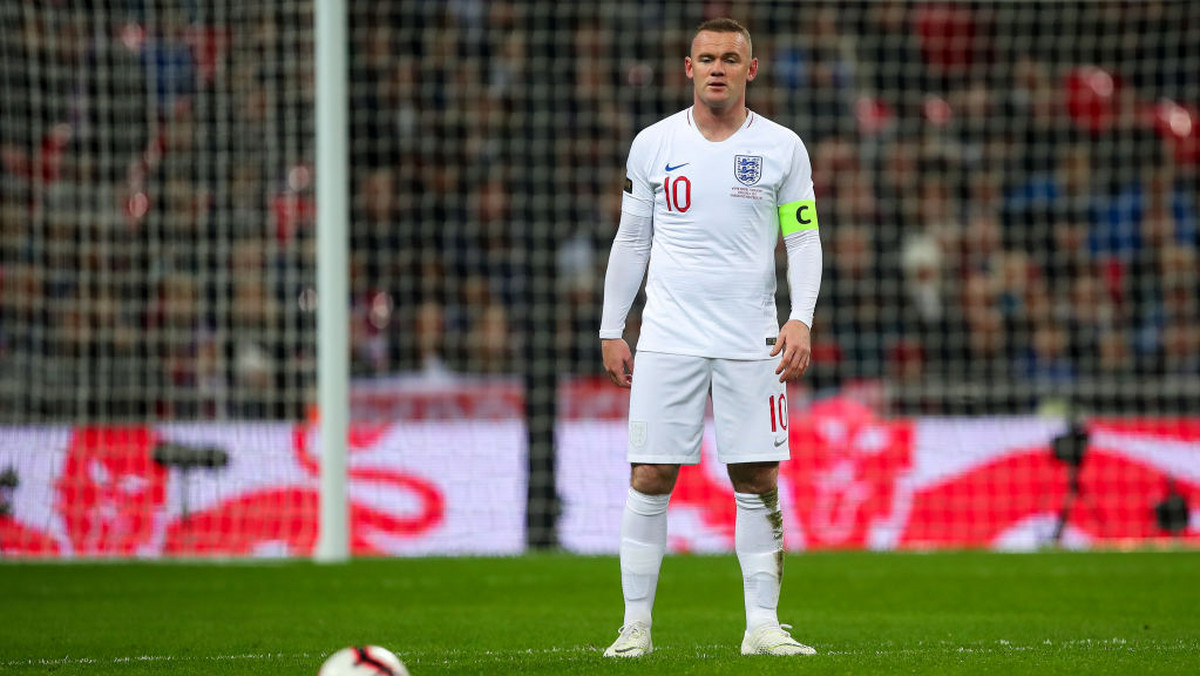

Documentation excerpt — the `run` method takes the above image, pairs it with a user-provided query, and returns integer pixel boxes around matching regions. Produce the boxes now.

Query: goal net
[1,1,1197,558]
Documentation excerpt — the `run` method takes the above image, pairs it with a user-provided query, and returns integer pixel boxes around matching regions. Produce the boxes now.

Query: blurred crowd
[0,1,1197,420]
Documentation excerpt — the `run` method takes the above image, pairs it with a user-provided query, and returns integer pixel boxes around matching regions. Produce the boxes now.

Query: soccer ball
[318,645,409,676]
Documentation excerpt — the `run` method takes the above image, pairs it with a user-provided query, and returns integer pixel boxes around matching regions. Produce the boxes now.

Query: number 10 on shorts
[769,393,788,432]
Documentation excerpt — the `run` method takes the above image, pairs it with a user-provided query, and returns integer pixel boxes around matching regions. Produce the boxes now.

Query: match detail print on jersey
[778,199,818,235]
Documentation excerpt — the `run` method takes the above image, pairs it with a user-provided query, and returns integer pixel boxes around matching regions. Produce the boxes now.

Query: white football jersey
[619,107,816,359]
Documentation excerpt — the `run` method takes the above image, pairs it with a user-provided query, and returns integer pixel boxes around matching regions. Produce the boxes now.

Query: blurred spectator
[899,233,948,351]
[959,208,1004,278]
[1138,245,1200,375]
[466,303,512,374]
[350,250,392,378]
[912,2,982,93]
[1064,270,1123,377]
[1097,329,1136,379]
[227,239,282,418]
[192,328,229,419]
[413,300,452,380]
[991,250,1035,355]
[141,8,197,116]
[1158,315,1200,378]
[856,1,925,123]
[821,223,886,386]
[1015,320,1077,385]
[1006,145,1102,278]
[949,82,997,168]
[959,270,1007,379]
[916,178,962,267]
[773,7,858,142]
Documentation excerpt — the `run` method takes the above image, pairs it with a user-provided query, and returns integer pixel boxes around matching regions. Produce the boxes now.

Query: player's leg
[727,461,785,632]
[713,359,815,656]
[604,463,677,657]
[620,463,679,629]
[605,351,709,658]
[727,461,813,655]
[726,464,816,655]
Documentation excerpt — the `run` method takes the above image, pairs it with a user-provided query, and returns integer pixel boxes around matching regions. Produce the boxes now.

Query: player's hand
[602,338,634,388]
[771,320,812,382]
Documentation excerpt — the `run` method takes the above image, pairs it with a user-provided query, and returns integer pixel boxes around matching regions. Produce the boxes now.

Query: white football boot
[603,621,652,657]
[740,623,817,656]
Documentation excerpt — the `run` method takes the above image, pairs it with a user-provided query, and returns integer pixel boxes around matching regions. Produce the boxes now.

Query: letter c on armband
[779,200,819,235]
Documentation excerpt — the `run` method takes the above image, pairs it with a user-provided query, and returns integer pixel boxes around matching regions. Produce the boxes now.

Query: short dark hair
[693,18,753,57]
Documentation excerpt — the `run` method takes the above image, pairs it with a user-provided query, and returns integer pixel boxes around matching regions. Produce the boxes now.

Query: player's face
[685,30,757,111]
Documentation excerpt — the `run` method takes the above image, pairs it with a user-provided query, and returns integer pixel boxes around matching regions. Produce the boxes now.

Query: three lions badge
[734,155,762,186]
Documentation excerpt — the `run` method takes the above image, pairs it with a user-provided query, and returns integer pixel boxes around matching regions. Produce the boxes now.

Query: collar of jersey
[686,106,755,143]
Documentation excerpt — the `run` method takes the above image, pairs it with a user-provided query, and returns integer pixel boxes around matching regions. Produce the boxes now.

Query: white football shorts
[626,350,790,465]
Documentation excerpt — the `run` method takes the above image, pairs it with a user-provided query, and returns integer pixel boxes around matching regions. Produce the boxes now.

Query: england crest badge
[629,421,648,450]
[734,155,763,186]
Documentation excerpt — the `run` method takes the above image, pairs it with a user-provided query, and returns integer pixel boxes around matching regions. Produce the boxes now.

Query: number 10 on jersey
[664,175,691,212]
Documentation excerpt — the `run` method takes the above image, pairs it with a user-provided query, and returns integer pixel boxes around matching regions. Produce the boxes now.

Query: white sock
[619,486,670,627]
[735,490,784,632]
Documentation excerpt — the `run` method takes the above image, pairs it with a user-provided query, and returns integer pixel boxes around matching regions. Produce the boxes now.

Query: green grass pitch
[1,551,1197,674]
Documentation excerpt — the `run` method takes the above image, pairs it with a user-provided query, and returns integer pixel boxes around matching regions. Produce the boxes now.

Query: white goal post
[314,0,349,564]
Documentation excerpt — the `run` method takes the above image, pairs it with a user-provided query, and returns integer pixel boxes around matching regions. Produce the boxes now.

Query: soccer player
[599,18,822,657]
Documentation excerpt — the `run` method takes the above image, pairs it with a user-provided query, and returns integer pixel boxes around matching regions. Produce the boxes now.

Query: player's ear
[747,57,758,81]
[684,56,693,79]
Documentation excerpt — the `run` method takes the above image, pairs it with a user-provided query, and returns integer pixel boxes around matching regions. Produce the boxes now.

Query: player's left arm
[773,230,821,382]
[772,137,823,383]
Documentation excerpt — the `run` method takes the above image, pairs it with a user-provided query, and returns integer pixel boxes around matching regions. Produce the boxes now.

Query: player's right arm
[599,207,652,388]
[600,140,655,388]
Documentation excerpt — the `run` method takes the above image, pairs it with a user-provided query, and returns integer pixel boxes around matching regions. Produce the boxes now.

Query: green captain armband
[779,200,819,235]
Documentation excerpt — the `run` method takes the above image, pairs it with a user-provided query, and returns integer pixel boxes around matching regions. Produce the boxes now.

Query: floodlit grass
[1,551,1197,674]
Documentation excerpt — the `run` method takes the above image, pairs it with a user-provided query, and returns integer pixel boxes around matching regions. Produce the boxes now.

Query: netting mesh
[0,1,1197,557]
[0,1,317,421]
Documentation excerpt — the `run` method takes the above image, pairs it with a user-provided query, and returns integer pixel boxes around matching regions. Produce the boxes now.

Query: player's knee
[727,461,779,494]
[630,463,679,495]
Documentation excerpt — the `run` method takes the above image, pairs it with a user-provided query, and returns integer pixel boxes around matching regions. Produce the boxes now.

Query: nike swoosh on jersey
[664,162,689,172]
[774,437,788,447]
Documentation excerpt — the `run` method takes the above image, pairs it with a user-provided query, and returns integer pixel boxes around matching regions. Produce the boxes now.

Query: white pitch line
[5,639,1196,668]
[0,652,316,668]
